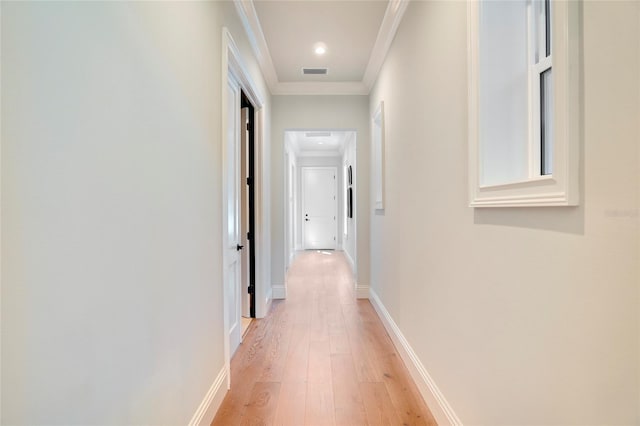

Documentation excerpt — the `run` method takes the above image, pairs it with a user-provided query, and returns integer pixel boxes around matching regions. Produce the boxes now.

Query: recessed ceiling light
[314,42,327,56]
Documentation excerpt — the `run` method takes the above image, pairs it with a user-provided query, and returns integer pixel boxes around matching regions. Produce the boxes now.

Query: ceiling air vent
[302,67,328,75]
[305,132,331,138]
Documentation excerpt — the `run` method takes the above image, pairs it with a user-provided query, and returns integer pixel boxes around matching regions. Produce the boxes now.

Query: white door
[302,167,337,249]
[224,76,242,356]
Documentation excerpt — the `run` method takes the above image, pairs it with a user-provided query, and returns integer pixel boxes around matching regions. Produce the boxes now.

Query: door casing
[222,27,267,390]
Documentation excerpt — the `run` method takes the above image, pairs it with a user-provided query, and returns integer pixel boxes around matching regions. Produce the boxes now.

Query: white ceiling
[253,1,387,83]
[235,0,409,95]
[286,130,353,157]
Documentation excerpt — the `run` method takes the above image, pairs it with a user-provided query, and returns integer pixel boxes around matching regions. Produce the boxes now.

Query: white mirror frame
[468,0,581,207]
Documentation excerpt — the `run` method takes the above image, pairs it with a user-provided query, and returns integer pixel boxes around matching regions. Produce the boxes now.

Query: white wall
[370,1,639,424]
[271,96,370,288]
[1,2,270,424]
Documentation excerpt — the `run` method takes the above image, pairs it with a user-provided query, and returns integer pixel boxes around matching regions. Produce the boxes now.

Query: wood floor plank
[258,310,294,382]
[212,251,435,426]
[304,381,336,426]
[360,382,403,426]
[213,304,285,426]
[344,330,384,382]
[308,338,332,384]
[331,353,368,426]
[327,306,346,335]
[240,381,281,426]
[329,330,351,354]
[273,381,306,426]
[282,323,310,383]
[379,353,437,426]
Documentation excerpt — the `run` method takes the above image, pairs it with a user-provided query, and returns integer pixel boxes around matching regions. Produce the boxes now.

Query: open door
[224,75,242,356]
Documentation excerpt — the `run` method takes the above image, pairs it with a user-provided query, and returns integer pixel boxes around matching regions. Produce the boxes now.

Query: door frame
[282,130,359,287]
[221,28,267,389]
[301,166,338,250]
[241,94,256,319]
[284,146,297,271]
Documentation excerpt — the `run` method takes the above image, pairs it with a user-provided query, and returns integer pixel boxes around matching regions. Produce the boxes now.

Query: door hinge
[246,177,251,186]
[248,285,255,294]
[247,232,251,240]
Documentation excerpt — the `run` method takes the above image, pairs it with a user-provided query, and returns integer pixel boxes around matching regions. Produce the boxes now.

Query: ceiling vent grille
[305,132,331,138]
[302,67,328,75]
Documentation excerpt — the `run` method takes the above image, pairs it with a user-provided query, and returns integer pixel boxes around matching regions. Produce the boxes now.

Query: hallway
[212,251,436,425]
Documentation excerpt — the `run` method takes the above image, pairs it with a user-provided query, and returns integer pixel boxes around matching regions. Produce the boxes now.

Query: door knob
[236,244,244,251]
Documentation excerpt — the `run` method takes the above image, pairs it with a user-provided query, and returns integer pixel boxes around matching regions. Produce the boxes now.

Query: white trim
[233,0,278,90]
[369,289,463,426]
[272,284,286,299]
[468,0,580,208]
[272,81,368,96]
[362,0,410,91]
[372,102,385,211]
[254,107,271,320]
[188,367,228,426]
[296,150,349,158]
[224,28,265,107]
[222,27,269,385]
[344,249,356,276]
[264,287,273,317]
[355,284,369,299]
[0,2,3,418]
[233,0,408,96]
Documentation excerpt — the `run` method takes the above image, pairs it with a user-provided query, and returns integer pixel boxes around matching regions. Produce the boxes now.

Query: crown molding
[296,150,343,158]
[233,0,279,90]
[234,0,409,96]
[273,81,369,96]
[362,0,410,91]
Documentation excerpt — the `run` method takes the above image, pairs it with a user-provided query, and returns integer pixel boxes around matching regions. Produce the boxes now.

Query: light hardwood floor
[212,250,437,426]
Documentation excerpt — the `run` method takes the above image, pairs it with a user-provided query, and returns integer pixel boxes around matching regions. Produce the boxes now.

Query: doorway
[240,92,256,320]
[283,130,357,278]
[222,29,268,375]
[302,167,337,250]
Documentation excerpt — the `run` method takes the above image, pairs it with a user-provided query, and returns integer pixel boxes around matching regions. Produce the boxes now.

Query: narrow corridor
[212,251,436,425]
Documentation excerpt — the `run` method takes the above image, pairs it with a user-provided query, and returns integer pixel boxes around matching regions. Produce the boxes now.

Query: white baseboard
[355,283,369,299]
[272,284,286,299]
[259,287,273,319]
[188,366,228,426]
[369,289,462,426]
[266,286,273,305]
[344,249,356,275]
